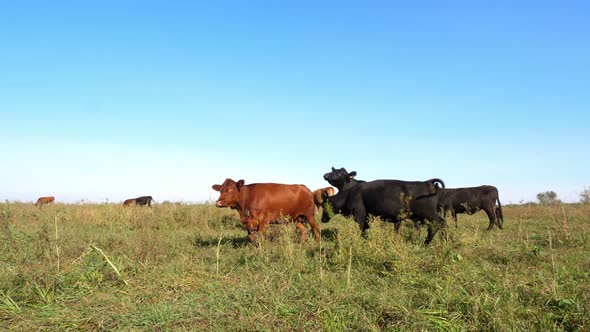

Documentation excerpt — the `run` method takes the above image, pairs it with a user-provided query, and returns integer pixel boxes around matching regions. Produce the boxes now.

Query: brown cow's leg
[305,213,321,242]
[247,229,257,243]
[256,218,271,243]
[244,217,260,244]
[295,222,307,242]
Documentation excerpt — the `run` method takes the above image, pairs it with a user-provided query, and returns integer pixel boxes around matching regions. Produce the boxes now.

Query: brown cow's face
[211,178,245,208]
[321,188,334,202]
[323,167,356,188]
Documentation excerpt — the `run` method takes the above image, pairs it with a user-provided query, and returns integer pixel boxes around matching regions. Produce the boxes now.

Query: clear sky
[1,1,589,204]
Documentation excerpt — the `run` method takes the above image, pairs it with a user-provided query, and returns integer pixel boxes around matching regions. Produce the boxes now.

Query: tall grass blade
[90,245,129,286]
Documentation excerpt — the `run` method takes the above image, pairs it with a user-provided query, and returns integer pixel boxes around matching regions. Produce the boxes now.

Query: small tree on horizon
[580,186,590,204]
[537,191,561,205]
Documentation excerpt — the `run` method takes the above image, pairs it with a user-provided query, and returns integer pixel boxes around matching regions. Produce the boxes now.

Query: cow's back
[355,180,437,217]
[36,196,55,205]
[449,186,498,205]
[245,183,314,216]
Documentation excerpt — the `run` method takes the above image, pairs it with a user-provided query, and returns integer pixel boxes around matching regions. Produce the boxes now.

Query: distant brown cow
[123,198,136,206]
[313,187,336,208]
[35,196,55,206]
[212,178,320,243]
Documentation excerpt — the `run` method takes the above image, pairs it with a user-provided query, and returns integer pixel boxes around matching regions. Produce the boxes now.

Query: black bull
[438,186,504,230]
[135,196,154,206]
[321,167,447,245]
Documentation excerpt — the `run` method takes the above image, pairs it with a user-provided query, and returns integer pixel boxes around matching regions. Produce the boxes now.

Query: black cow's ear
[331,167,336,171]
[349,171,357,178]
[237,179,245,190]
[212,184,221,191]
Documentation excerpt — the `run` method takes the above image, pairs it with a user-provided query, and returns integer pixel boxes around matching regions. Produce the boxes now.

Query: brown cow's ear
[212,184,221,191]
[237,179,245,190]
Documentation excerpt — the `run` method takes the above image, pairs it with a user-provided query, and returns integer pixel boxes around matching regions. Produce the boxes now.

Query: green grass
[1,202,589,331]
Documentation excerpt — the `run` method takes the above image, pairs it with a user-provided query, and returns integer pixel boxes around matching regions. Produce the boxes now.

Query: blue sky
[1,1,588,203]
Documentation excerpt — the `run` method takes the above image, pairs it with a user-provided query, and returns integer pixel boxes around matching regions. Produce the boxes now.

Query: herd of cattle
[211,167,503,245]
[33,167,503,245]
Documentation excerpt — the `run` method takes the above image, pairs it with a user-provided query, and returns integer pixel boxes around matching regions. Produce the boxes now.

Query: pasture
[1,202,589,331]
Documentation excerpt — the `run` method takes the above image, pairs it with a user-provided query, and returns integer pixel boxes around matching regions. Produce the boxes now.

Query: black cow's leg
[495,207,504,229]
[414,220,423,231]
[425,215,447,245]
[452,210,458,228]
[353,208,368,234]
[483,205,495,230]
[425,224,436,245]
[394,221,402,232]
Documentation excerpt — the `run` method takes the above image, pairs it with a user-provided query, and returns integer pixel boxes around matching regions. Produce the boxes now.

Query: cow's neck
[233,185,251,216]
[340,178,359,191]
[327,190,348,212]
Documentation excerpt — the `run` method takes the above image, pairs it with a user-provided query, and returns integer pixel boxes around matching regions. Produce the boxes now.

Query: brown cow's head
[211,178,245,208]
[323,167,356,190]
[321,188,334,202]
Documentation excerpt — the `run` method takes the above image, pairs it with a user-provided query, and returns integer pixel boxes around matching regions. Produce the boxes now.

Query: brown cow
[123,198,136,206]
[212,178,320,243]
[35,196,55,206]
[313,187,336,208]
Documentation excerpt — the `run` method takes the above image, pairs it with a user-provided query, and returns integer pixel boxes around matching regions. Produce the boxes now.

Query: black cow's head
[323,167,356,190]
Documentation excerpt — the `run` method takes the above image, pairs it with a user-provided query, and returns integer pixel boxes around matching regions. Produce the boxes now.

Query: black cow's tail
[415,178,445,200]
[496,198,504,225]
[428,178,445,192]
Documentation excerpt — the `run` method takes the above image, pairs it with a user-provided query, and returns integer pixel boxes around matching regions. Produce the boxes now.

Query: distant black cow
[134,196,154,206]
[438,186,504,230]
[321,167,447,245]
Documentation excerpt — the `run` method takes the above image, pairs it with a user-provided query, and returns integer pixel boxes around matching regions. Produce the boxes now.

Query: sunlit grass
[0,202,589,330]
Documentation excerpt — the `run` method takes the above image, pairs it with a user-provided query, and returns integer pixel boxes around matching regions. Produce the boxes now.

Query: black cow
[438,186,503,230]
[135,196,154,206]
[321,167,447,245]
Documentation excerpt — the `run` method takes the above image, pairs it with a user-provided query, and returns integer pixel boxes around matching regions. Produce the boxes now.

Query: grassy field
[1,202,589,331]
